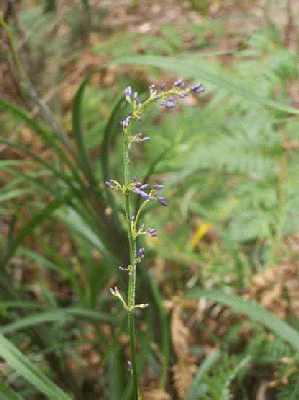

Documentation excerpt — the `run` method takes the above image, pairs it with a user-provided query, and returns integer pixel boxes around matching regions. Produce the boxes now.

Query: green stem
[122,128,139,399]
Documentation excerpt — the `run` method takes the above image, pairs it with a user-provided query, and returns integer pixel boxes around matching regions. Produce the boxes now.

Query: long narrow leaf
[72,77,95,184]
[2,197,66,267]
[0,334,72,400]
[0,307,113,334]
[187,289,299,352]
[0,99,79,178]
[186,350,221,400]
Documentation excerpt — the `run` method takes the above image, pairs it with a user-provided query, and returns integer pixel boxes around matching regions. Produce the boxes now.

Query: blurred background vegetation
[1,0,299,399]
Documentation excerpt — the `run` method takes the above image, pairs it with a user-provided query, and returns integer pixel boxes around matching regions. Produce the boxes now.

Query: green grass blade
[186,350,221,400]
[0,99,79,177]
[0,139,80,195]
[100,96,126,182]
[100,96,126,222]
[72,77,95,184]
[187,289,299,352]
[116,55,299,115]
[0,307,113,334]
[0,301,42,311]
[2,197,66,267]
[0,334,72,400]
[0,189,30,203]
[0,310,73,334]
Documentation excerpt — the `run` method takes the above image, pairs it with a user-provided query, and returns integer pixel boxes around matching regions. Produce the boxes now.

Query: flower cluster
[121,79,205,127]
[131,181,167,207]
[106,80,205,265]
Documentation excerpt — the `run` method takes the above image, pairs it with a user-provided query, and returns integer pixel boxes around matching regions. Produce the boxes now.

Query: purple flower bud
[137,248,145,258]
[191,83,205,94]
[178,91,188,99]
[153,184,164,190]
[124,86,133,99]
[149,84,158,96]
[147,228,157,237]
[161,98,176,109]
[105,180,113,189]
[158,196,168,206]
[134,134,151,143]
[133,187,151,200]
[174,79,184,88]
[121,115,132,129]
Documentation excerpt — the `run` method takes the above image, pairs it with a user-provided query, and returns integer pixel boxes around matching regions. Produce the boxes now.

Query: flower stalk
[107,80,205,399]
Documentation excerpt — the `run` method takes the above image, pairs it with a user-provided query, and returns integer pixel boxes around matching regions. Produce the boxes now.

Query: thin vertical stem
[122,128,139,399]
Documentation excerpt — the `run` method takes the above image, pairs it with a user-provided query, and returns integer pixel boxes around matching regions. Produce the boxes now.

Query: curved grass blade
[186,350,220,400]
[0,310,73,335]
[116,55,299,115]
[72,76,95,185]
[55,206,114,260]
[0,301,42,311]
[100,96,126,182]
[0,334,72,400]
[0,307,114,334]
[100,96,127,221]
[187,289,299,352]
[0,139,81,196]
[0,99,80,179]
[2,197,66,267]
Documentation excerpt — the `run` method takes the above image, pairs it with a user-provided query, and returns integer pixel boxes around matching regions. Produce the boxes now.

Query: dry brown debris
[143,388,171,400]
[171,300,197,399]
[247,261,299,319]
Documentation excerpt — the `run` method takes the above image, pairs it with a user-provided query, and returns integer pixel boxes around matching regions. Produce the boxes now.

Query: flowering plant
[105,79,205,399]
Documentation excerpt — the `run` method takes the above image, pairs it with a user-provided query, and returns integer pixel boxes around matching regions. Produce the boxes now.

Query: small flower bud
[133,187,151,200]
[147,228,157,237]
[153,184,164,190]
[105,180,113,189]
[121,115,132,129]
[137,247,145,259]
[191,83,205,94]
[133,133,151,143]
[124,86,133,102]
[158,196,168,207]
[174,79,184,88]
[161,98,176,109]
[149,84,158,96]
